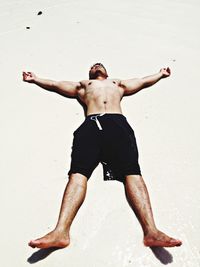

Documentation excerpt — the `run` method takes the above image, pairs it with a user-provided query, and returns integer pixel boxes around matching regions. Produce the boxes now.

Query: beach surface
[1,0,200,266]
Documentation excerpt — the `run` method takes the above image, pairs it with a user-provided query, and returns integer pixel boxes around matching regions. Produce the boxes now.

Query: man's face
[89,63,108,79]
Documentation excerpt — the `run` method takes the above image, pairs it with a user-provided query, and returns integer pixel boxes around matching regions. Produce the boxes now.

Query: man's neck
[95,76,107,81]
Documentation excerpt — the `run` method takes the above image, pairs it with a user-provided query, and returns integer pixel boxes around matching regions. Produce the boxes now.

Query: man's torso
[76,79,124,115]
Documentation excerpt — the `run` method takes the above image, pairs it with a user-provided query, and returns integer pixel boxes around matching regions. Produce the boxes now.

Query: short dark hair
[91,63,105,68]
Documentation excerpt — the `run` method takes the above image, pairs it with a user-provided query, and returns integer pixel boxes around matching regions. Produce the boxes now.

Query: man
[23,63,182,249]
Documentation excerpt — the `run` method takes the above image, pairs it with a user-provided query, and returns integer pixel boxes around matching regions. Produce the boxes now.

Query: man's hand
[22,71,37,83]
[160,67,171,78]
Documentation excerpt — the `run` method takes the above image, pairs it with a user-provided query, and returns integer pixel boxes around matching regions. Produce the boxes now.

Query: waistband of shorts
[86,113,126,119]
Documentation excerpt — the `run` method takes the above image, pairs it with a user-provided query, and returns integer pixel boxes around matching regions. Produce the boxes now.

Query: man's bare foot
[144,230,182,247]
[28,230,70,249]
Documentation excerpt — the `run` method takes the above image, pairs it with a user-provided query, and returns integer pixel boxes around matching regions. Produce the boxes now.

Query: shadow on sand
[27,247,62,264]
[150,247,173,264]
[27,246,173,264]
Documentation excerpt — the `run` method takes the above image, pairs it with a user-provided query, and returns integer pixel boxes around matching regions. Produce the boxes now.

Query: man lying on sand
[23,63,182,249]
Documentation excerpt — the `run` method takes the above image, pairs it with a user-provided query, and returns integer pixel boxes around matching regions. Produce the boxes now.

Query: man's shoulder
[80,79,89,83]
[79,79,90,87]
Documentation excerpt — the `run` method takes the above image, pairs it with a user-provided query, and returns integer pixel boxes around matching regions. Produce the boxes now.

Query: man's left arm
[120,67,171,96]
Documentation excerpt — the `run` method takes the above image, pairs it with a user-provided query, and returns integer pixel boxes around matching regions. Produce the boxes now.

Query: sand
[1,0,200,266]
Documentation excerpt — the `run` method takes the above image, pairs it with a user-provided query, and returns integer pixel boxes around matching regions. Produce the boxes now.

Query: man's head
[89,63,108,80]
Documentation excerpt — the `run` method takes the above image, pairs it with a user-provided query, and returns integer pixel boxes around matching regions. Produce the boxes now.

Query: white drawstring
[90,113,105,130]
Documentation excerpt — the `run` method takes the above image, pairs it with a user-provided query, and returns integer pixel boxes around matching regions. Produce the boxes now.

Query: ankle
[54,226,70,235]
[143,227,159,237]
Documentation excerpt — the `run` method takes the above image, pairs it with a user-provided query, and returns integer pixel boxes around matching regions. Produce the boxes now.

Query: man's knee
[124,174,143,183]
[68,173,88,185]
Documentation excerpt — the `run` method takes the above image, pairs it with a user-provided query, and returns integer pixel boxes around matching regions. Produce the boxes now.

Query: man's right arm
[22,71,81,97]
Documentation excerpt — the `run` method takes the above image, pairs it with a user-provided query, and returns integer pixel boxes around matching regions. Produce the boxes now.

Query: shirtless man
[23,63,182,249]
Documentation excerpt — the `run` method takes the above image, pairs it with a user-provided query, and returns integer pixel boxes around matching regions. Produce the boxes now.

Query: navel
[113,81,116,84]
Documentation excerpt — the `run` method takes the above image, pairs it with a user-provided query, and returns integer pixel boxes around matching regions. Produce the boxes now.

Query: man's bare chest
[77,79,124,104]
[84,79,121,94]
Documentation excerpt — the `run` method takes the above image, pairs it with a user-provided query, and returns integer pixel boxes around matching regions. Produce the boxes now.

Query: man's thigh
[69,121,101,179]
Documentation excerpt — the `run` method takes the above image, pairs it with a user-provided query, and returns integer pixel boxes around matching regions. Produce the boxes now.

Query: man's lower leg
[124,175,182,247]
[29,173,87,249]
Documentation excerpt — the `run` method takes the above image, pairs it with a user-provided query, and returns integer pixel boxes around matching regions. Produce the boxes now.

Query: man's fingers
[23,72,29,77]
[167,67,171,74]
[22,71,31,81]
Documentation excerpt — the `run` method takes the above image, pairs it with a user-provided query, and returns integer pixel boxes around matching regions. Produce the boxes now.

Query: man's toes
[28,240,37,248]
[162,238,182,247]
[28,239,42,248]
[172,239,182,246]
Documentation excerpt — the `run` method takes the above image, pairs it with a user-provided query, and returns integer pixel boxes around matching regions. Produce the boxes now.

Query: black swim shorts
[68,113,141,182]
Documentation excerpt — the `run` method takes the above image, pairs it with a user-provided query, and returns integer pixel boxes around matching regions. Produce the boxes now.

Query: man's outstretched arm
[22,71,81,97]
[120,68,171,96]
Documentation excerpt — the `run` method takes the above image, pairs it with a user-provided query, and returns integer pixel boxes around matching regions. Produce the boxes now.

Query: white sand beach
[1,0,200,266]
